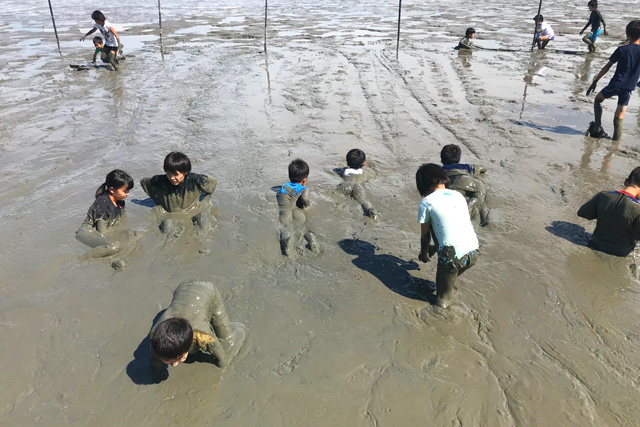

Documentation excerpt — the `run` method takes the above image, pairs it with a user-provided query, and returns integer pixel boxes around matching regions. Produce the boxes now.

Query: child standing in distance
[80,11,121,69]
[76,169,133,257]
[533,15,554,50]
[455,27,476,50]
[416,164,479,309]
[140,152,217,237]
[339,149,379,220]
[579,0,607,53]
[586,20,640,141]
[440,144,489,226]
[149,281,246,383]
[277,159,319,256]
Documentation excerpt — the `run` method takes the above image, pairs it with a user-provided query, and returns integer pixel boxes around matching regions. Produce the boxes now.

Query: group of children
[79,10,123,70]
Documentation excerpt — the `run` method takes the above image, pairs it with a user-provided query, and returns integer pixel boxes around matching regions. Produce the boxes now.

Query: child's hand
[418,252,430,263]
[586,82,597,96]
[579,30,583,35]
[80,36,85,42]
[604,30,608,36]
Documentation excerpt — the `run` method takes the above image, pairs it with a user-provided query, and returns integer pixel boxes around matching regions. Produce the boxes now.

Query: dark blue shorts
[601,85,632,106]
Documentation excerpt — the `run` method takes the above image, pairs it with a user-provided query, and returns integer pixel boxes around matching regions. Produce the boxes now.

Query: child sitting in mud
[455,27,476,50]
[533,15,554,50]
[586,20,640,141]
[577,166,640,257]
[277,159,319,256]
[417,164,480,309]
[149,280,246,383]
[440,144,489,226]
[80,11,122,69]
[579,1,607,53]
[140,152,217,239]
[338,149,379,220]
[76,169,133,259]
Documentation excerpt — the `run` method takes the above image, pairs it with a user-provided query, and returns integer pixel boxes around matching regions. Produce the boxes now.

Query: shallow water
[1,0,640,425]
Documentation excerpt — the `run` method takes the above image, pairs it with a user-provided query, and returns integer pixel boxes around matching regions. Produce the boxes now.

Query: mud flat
[1,0,640,425]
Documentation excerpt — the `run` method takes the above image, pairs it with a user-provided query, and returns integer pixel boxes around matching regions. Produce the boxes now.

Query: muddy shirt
[606,44,640,92]
[578,190,640,256]
[277,182,310,210]
[140,173,216,212]
[342,168,370,185]
[587,10,604,33]
[149,281,225,373]
[443,163,485,194]
[457,36,473,50]
[80,193,125,231]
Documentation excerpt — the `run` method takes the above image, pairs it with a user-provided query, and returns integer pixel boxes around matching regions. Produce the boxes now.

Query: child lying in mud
[149,280,246,383]
[577,167,640,257]
[277,159,319,256]
[440,144,489,226]
[76,169,133,258]
[417,164,480,308]
[337,149,379,220]
[140,152,217,238]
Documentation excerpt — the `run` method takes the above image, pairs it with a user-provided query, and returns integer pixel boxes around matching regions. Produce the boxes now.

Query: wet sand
[1,0,640,425]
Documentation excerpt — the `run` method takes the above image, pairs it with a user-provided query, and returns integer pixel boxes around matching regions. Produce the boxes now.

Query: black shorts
[601,85,632,106]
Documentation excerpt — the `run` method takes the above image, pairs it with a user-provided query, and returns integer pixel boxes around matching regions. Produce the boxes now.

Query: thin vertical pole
[264,0,268,53]
[158,0,165,60]
[47,0,62,56]
[531,0,543,51]
[396,0,402,58]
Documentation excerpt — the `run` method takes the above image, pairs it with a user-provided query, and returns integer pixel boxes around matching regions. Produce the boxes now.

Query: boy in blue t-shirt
[587,20,640,141]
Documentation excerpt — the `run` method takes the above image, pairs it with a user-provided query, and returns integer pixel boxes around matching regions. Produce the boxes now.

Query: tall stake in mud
[531,0,543,51]
[264,0,268,53]
[158,0,165,60]
[47,0,62,56]
[396,0,402,58]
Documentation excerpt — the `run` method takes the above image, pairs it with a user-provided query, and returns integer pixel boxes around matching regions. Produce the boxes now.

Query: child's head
[93,36,103,48]
[533,14,544,24]
[465,27,476,38]
[95,169,134,199]
[625,167,640,187]
[626,20,640,43]
[346,149,366,169]
[440,144,462,165]
[288,159,309,184]
[151,318,193,366]
[416,163,450,197]
[587,0,597,10]
[163,152,191,186]
[91,10,106,25]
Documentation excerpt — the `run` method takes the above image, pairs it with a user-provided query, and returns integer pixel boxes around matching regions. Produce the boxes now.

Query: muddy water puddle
[1,0,640,425]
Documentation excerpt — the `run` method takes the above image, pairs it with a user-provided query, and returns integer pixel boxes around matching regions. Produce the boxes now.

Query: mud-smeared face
[93,41,103,49]
[166,171,186,186]
[162,351,188,367]
[109,185,129,201]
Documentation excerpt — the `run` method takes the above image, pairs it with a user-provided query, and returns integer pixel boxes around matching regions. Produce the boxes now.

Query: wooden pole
[531,0,543,51]
[47,0,62,56]
[396,0,402,58]
[264,0,268,53]
[158,0,165,60]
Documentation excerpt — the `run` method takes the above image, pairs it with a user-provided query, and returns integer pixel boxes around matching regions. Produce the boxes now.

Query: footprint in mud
[274,336,314,376]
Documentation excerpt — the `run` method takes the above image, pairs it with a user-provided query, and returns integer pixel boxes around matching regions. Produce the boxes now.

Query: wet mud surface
[1,0,640,425]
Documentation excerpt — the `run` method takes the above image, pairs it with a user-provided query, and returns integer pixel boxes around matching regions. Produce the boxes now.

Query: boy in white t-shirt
[416,163,479,308]
[80,10,121,69]
[533,14,554,49]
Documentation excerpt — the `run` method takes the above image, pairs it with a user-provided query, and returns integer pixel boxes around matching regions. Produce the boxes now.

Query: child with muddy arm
[338,148,379,219]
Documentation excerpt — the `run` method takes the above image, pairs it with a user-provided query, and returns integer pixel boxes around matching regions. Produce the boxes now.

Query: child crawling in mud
[76,169,133,259]
[337,149,379,220]
[140,152,217,239]
[586,20,640,141]
[149,280,246,383]
[277,159,319,256]
[440,144,489,226]
[417,163,479,308]
[577,167,640,257]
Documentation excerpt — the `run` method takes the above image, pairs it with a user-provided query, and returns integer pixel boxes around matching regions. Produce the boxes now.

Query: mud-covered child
[417,164,479,309]
[149,281,246,383]
[586,20,640,141]
[577,167,640,257]
[80,11,122,68]
[338,149,379,219]
[455,27,476,50]
[140,152,217,237]
[440,144,489,226]
[277,159,319,256]
[579,0,607,53]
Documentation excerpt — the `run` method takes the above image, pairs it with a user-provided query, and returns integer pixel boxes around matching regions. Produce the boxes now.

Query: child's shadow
[130,198,156,208]
[339,239,436,303]
[545,220,591,247]
[126,311,164,385]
